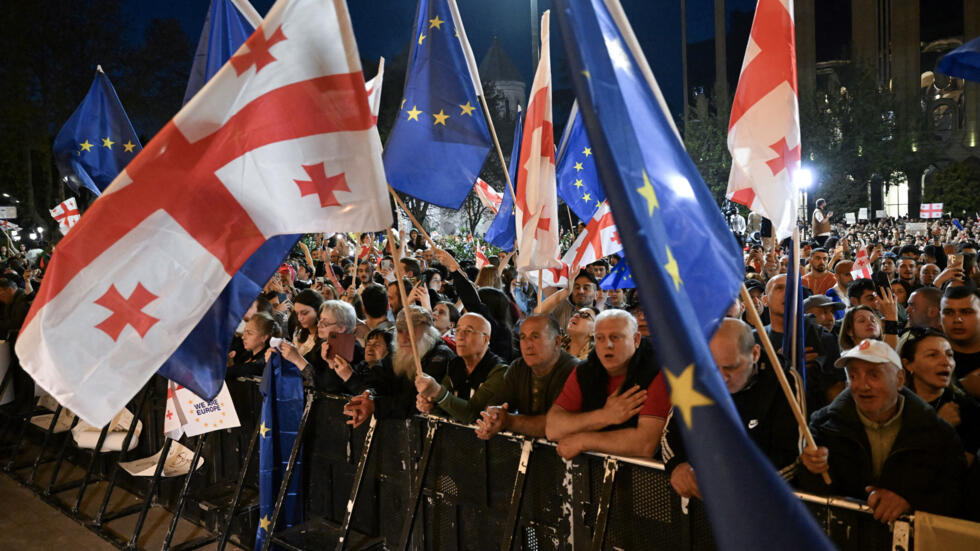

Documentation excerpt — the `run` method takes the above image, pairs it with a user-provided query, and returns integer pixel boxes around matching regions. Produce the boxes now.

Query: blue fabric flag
[157,0,301,401]
[554,1,833,549]
[556,102,605,221]
[937,36,980,83]
[255,353,305,550]
[53,68,142,196]
[384,0,493,208]
[784,241,806,390]
[485,106,525,251]
[183,0,261,105]
[599,256,634,290]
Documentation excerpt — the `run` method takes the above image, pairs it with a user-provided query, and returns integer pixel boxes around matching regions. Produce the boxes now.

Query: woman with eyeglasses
[900,328,980,464]
[562,307,598,360]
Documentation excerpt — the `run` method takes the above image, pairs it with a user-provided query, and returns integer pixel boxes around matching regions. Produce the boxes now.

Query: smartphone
[963,252,977,276]
[381,259,393,271]
[325,332,356,363]
[871,271,890,297]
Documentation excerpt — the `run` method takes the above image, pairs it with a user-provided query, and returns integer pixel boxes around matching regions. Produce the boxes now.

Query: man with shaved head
[415,313,508,423]
[663,318,803,499]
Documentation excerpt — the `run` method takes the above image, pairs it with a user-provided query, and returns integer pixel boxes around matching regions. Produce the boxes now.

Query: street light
[794,167,815,238]
[28,232,37,241]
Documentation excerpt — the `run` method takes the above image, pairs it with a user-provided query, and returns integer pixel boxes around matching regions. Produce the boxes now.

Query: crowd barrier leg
[160,434,214,551]
[3,395,41,472]
[334,415,378,551]
[397,419,439,551]
[216,421,262,551]
[0,368,14,444]
[27,405,64,485]
[589,457,619,550]
[500,439,534,551]
[94,385,154,525]
[261,392,314,551]
[126,437,174,550]
[43,415,80,495]
[70,423,111,515]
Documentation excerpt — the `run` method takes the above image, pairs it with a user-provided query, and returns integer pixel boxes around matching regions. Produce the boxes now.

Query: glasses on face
[456,327,487,338]
[318,318,338,327]
[572,310,594,321]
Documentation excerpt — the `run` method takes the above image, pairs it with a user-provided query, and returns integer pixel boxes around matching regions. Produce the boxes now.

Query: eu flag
[183,0,262,105]
[599,256,634,290]
[254,353,305,551]
[484,106,525,251]
[53,67,142,196]
[784,238,806,388]
[555,1,833,549]
[384,0,493,208]
[556,102,605,221]
[158,3,300,402]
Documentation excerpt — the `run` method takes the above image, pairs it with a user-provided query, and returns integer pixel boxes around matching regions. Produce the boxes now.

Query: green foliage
[925,158,980,216]
[683,93,731,205]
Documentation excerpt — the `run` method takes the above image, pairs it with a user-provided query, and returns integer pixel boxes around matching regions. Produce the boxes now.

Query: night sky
[123,0,762,119]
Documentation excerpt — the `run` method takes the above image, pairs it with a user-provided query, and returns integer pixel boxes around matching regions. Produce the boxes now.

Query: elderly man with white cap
[798,339,966,522]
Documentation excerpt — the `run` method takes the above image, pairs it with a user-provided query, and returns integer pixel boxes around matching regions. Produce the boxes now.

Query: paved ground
[0,474,116,551]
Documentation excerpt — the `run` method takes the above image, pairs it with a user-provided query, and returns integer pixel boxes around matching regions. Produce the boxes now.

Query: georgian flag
[364,57,384,125]
[474,178,503,214]
[560,201,622,270]
[475,242,489,270]
[49,197,81,235]
[16,0,391,427]
[515,11,561,272]
[726,0,800,241]
[850,249,872,280]
[920,203,943,219]
[539,261,568,289]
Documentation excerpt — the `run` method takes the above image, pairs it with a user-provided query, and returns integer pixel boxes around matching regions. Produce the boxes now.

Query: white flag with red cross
[49,197,81,235]
[850,249,872,280]
[561,201,622,270]
[475,242,489,270]
[474,178,503,214]
[538,261,569,289]
[364,57,384,125]
[16,0,391,427]
[726,0,800,242]
[920,203,943,219]
[515,10,560,272]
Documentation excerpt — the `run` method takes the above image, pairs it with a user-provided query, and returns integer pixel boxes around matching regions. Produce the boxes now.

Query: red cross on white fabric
[93,283,160,341]
[294,163,350,208]
[920,203,943,219]
[571,209,616,268]
[230,24,287,76]
[765,137,801,177]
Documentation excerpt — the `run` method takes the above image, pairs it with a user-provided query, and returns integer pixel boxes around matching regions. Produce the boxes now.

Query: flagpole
[386,228,423,378]
[790,226,802,408]
[537,269,543,307]
[388,186,437,250]
[740,284,831,485]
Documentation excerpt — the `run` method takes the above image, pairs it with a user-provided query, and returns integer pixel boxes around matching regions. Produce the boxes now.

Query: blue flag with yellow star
[484,106,524,251]
[53,67,142,196]
[599,255,634,290]
[255,353,304,551]
[383,0,494,208]
[183,0,261,105]
[556,102,605,221]
[555,1,833,549]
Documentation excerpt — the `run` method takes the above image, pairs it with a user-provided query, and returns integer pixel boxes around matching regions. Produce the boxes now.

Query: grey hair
[595,309,638,334]
[320,300,357,333]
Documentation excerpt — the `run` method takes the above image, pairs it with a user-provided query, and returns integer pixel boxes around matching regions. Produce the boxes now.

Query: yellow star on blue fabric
[664,364,713,429]
[432,109,449,126]
[428,15,444,29]
[259,515,271,532]
[79,140,93,152]
[459,101,475,116]
[573,179,584,189]
[637,170,659,216]
[407,106,422,121]
[259,422,271,438]
[582,193,591,202]
[574,162,583,172]
[123,141,136,153]
[664,246,682,290]
[101,137,114,149]
[583,147,592,157]
[418,33,426,45]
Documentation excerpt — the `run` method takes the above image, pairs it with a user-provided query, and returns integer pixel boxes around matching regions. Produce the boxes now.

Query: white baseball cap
[835,339,902,371]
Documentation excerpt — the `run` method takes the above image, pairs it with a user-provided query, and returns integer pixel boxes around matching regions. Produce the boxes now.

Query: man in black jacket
[663,318,803,499]
[798,339,966,523]
[0,277,31,413]
[545,309,670,459]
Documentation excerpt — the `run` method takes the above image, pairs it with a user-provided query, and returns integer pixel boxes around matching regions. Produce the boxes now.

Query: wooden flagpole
[387,228,423,378]
[388,186,437,250]
[740,284,831,484]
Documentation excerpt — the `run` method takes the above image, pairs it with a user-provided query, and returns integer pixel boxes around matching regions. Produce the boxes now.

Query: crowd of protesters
[3,201,980,525]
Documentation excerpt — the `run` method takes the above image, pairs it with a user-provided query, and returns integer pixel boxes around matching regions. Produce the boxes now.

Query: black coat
[797,387,966,517]
[0,289,29,343]
[347,341,455,419]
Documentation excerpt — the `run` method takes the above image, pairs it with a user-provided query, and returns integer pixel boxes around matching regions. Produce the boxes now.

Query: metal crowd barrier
[0,374,947,550]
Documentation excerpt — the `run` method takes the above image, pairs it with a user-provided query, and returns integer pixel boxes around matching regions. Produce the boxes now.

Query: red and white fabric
[850,249,872,280]
[514,11,560,272]
[475,242,489,270]
[920,203,943,219]
[474,178,503,214]
[538,261,569,289]
[49,197,81,235]
[364,57,384,125]
[726,0,800,241]
[16,0,390,427]
[561,201,622,270]
[0,220,20,231]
